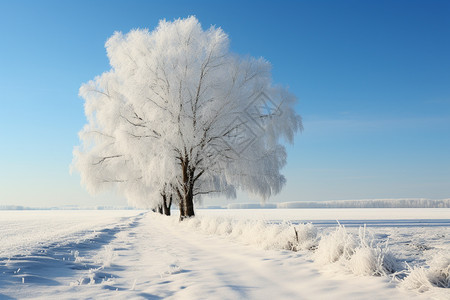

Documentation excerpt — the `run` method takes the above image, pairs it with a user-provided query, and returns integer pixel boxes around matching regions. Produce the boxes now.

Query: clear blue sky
[0,0,449,207]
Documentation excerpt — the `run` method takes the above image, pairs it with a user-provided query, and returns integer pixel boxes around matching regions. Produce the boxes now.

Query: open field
[0,209,448,299]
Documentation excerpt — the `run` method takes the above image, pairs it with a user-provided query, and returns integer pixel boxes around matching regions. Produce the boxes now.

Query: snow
[0,210,142,258]
[195,207,450,221]
[0,209,448,299]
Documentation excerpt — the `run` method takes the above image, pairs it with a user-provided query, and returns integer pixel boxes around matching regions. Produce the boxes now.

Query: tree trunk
[179,156,195,220]
[157,204,163,214]
[176,187,185,220]
[183,184,195,218]
[162,194,172,216]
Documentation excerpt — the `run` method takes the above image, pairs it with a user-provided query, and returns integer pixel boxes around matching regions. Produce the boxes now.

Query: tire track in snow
[0,212,146,299]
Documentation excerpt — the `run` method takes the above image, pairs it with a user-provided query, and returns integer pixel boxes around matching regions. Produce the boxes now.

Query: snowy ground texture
[0,209,449,299]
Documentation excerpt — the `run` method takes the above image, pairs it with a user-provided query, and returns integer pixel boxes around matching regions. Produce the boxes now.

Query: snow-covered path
[1,211,426,299]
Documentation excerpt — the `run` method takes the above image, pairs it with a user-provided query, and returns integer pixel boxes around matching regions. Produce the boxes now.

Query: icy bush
[165,214,406,281]
[169,214,317,251]
[314,224,357,264]
[313,224,399,277]
[347,226,399,276]
[347,247,398,276]
[291,223,318,251]
[172,214,401,278]
[401,254,450,293]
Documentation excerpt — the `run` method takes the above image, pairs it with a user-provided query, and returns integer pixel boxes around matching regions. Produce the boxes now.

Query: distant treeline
[0,205,137,210]
[2,199,449,210]
[227,198,450,209]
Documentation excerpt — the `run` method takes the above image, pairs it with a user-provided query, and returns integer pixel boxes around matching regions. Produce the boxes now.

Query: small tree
[73,17,301,218]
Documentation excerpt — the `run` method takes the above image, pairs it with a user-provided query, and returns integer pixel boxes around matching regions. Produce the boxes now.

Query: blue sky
[0,0,449,207]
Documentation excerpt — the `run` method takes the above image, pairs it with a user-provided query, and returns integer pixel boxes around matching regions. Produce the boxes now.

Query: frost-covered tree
[71,123,172,212]
[72,17,302,218]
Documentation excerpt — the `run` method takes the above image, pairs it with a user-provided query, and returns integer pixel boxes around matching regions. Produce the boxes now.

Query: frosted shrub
[402,266,436,293]
[429,258,450,288]
[175,215,317,252]
[215,218,233,235]
[347,227,399,276]
[314,224,357,265]
[238,220,269,248]
[200,217,219,234]
[294,223,318,251]
[171,214,407,281]
[314,225,399,276]
[229,220,246,238]
[228,220,316,251]
[347,247,398,276]
[401,254,450,293]
[263,223,295,250]
[348,247,379,275]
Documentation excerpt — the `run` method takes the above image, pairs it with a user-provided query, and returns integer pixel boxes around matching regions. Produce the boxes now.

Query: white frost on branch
[72,16,302,211]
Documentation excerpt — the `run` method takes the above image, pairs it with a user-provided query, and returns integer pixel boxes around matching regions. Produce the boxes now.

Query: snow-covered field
[0,209,448,299]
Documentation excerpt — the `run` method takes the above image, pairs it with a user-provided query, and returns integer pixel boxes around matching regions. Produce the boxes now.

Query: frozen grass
[400,254,450,298]
[170,215,401,277]
[314,225,400,277]
[170,215,318,251]
[314,224,357,264]
[168,213,449,298]
[1,210,447,299]
[315,225,400,276]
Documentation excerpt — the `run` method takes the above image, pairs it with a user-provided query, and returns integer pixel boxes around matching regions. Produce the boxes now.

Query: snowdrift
[159,213,449,298]
[169,215,317,251]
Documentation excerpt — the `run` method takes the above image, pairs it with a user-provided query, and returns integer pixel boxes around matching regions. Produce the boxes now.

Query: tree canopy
[72,16,302,218]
